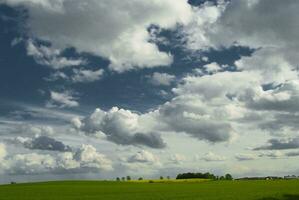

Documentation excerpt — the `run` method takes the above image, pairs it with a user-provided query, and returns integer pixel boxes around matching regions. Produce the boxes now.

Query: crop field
[0,179,299,200]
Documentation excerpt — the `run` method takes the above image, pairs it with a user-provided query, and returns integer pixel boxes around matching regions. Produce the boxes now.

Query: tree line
[176,172,233,180]
[115,173,232,181]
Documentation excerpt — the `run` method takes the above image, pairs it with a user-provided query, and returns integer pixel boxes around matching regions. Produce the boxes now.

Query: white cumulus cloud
[2,0,193,72]
[48,91,79,108]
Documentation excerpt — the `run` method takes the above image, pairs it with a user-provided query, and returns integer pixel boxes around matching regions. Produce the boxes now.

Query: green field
[0,180,299,200]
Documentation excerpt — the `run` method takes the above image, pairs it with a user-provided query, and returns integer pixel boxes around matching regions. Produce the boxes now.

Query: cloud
[71,69,104,83]
[132,132,166,149]
[218,0,299,53]
[127,150,159,164]
[76,71,243,144]
[0,143,6,161]
[2,0,193,72]
[73,144,113,171]
[235,49,296,86]
[285,151,299,157]
[203,62,222,74]
[235,153,257,161]
[180,1,225,50]
[157,95,235,143]
[148,72,176,86]
[254,138,299,150]
[47,91,79,108]
[6,153,58,175]
[181,0,299,104]
[121,150,162,175]
[16,124,54,136]
[9,0,299,145]
[70,117,82,129]
[172,0,299,145]
[202,152,226,162]
[183,0,299,54]
[46,68,105,83]
[5,103,82,124]
[2,0,299,179]
[77,89,238,147]
[169,154,186,164]
[0,144,112,175]
[172,71,258,101]
[26,39,85,69]
[76,107,166,149]
[257,150,299,159]
[46,71,68,82]
[258,151,284,159]
[258,113,299,135]
[246,80,299,113]
[22,136,72,152]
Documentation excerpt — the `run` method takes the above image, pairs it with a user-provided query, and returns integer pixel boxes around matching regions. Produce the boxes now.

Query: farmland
[0,179,298,200]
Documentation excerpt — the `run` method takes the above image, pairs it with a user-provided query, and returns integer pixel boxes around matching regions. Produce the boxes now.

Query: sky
[0,0,299,183]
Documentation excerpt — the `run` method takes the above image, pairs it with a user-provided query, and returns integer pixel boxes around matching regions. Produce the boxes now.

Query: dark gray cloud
[259,150,299,159]
[102,130,165,149]
[101,131,165,149]
[254,138,299,150]
[285,151,299,157]
[235,154,257,161]
[258,113,299,133]
[132,132,166,149]
[247,81,299,113]
[183,122,232,143]
[24,136,72,152]
[258,151,284,159]
[77,107,166,149]
[158,98,233,143]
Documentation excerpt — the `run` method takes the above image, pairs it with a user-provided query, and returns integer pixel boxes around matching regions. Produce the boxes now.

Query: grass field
[0,179,299,200]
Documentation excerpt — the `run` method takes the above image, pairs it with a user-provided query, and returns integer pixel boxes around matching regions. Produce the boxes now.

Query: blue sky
[1,0,299,183]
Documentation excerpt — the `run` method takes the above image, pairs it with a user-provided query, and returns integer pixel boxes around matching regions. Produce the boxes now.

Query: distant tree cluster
[114,173,232,182]
[176,172,233,180]
[115,176,134,181]
[115,175,171,181]
[116,177,127,181]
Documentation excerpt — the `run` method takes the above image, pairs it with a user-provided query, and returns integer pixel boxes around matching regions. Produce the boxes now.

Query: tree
[225,174,233,180]
[167,176,170,180]
[121,177,125,181]
[160,176,164,180]
[138,177,143,181]
[116,177,120,181]
[126,176,131,181]
[176,172,216,180]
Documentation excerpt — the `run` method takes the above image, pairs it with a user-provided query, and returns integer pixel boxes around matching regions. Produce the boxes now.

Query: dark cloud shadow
[283,194,299,200]
[258,194,299,200]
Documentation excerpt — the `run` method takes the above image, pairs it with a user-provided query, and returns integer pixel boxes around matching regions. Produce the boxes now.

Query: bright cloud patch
[71,69,104,83]
[202,152,226,162]
[127,150,159,164]
[2,0,193,72]
[0,143,112,175]
[148,72,176,86]
[48,91,79,108]
[26,39,85,69]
